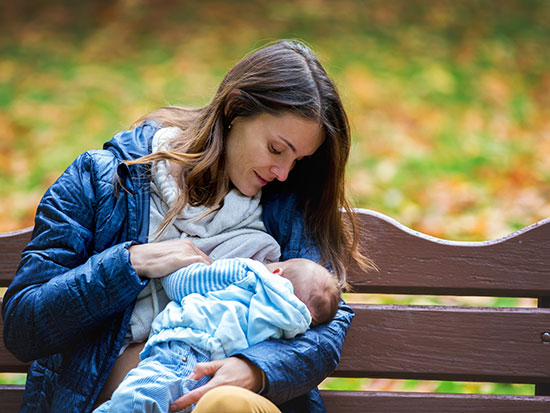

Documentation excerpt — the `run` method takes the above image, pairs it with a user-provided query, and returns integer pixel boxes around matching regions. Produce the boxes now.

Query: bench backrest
[1,209,550,412]
[324,210,550,412]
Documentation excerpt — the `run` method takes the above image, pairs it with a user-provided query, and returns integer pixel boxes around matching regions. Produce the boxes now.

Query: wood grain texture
[335,304,550,382]
[0,386,25,413]
[321,391,550,413]
[0,227,32,287]
[0,300,31,373]
[347,210,550,297]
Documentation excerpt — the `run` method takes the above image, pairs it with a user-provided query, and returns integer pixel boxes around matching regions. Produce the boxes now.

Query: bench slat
[5,305,550,382]
[6,305,549,382]
[0,386,25,413]
[3,213,550,295]
[0,228,32,287]
[335,304,550,383]
[0,299,31,373]
[348,210,550,297]
[321,391,550,413]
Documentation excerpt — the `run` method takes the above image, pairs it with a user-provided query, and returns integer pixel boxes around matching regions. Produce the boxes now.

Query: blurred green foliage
[321,377,533,395]
[0,0,548,395]
[1,0,549,238]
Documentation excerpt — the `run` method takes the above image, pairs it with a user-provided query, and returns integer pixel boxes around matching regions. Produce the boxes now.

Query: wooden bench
[2,209,550,412]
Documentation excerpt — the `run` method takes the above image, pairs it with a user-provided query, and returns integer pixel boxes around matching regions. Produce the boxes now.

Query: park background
[1,0,549,397]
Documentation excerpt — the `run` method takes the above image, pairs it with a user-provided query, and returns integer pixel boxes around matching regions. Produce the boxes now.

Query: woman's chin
[234,186,260,197]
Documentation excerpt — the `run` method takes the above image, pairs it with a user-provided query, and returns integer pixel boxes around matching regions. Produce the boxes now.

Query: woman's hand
[129,239,212,279]
[169,356,264,411]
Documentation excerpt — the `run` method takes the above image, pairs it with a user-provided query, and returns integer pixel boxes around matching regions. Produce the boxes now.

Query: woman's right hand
[129,239,212,279]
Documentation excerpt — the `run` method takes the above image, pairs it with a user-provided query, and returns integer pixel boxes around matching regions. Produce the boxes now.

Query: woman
[2,40,371,412]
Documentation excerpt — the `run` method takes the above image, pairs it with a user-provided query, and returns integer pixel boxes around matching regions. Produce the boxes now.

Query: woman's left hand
[169,356,263,411]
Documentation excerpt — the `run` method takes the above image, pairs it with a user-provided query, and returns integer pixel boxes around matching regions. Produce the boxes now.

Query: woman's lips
[255,172,269,186]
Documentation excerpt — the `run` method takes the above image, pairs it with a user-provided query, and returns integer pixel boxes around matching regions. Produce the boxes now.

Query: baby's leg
[95,341,210,413]
[96,341,145,406]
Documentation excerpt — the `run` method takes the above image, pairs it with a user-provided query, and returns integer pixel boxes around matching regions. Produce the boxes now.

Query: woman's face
[225,112,324,197]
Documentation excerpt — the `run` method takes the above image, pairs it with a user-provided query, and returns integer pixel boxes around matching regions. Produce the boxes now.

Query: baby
[95,257,341,412]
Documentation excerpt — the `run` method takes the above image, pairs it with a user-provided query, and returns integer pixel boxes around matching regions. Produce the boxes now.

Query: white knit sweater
[124,127,281,348]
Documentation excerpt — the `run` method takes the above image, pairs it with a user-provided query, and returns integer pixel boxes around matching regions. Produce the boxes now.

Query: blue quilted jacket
[2,121,354,412]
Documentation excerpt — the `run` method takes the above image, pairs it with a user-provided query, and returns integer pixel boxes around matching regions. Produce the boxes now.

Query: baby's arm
[160,258,249,302]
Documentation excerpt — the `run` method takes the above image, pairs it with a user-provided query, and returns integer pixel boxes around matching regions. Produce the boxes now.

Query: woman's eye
[269,144,282,154]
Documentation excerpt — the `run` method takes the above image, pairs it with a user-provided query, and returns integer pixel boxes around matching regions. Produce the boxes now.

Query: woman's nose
[270,164,290,182]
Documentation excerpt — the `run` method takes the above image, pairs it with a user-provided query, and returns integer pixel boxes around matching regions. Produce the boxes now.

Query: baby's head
[266,258,341,326]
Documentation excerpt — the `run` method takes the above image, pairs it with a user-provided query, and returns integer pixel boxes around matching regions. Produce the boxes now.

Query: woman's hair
[131,40,374,286]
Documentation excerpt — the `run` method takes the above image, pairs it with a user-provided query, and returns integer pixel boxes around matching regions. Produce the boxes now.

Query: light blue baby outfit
[95,258,311,412]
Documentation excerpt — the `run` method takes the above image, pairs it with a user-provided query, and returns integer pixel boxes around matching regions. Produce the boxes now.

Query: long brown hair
[131,40,374,286]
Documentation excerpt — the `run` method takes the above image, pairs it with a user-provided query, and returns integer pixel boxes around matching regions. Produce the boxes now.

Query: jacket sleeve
[236,301,353,405]
[233,189,354,405]
[2,151,146,363]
